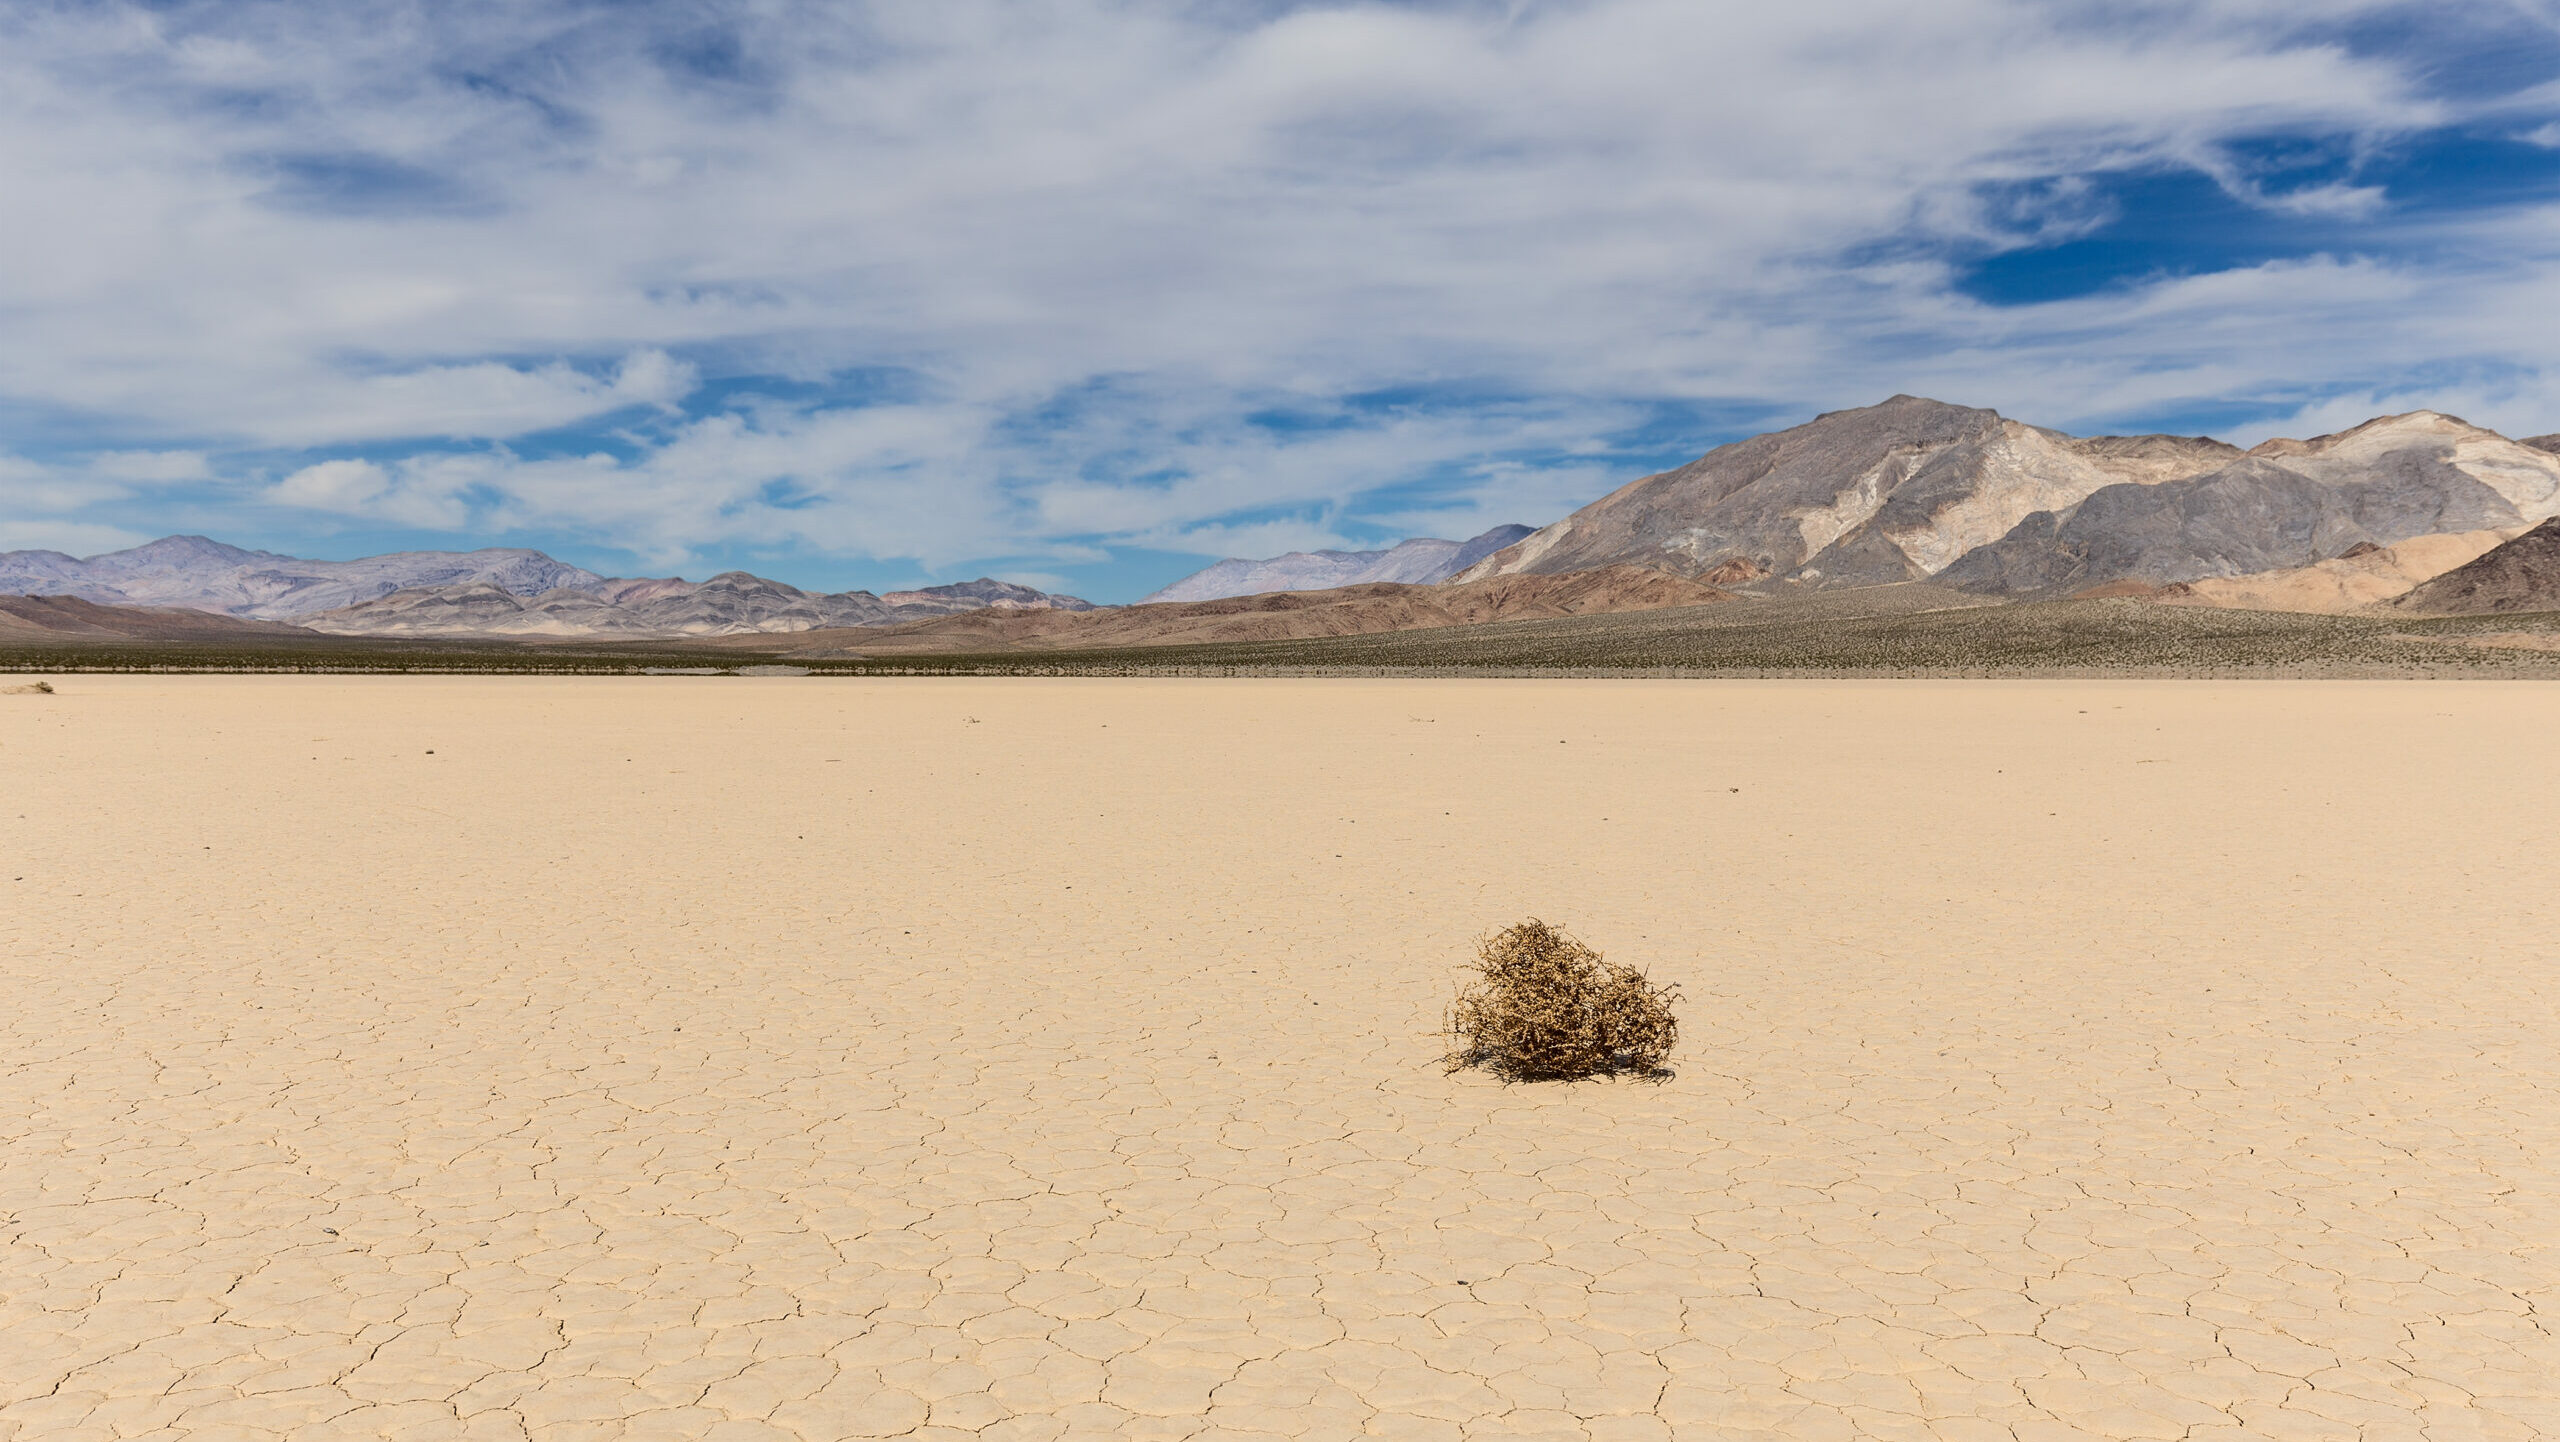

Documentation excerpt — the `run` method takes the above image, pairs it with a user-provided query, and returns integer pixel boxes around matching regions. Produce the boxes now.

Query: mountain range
[0,535,604,619]
[0,536,1094,637]
[1454,397,2560,600]
[1141,525,1534,603]
[9,397,2560,650]
[302,572,1092,638]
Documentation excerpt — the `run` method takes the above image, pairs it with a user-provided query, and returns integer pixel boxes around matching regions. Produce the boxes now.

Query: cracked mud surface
[3,676,2557,1441]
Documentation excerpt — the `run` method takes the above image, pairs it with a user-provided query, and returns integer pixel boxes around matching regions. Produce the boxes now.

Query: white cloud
[255,402,1013,566]
[0,519,154,555]
[161,351,698,448]
[270,458,392,511]
[294,352,693,446]
[0,449,166,555]
[0,0,2549,577]
[610,349,696,409]
[269,456,473,527]
[0,454,121,516]
[87,450,213,482]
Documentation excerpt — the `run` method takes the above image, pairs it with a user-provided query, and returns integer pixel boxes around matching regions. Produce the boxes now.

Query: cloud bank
[0,0,2555,594]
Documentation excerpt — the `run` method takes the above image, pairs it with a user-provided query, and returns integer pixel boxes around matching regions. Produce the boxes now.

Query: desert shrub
[1443,920,1679,1080]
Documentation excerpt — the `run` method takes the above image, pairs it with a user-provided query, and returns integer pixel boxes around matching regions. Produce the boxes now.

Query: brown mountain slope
[0,594,320,641]
[731,565,1737,656]
[2149,529,2518,614]
[2388,518,2560,615]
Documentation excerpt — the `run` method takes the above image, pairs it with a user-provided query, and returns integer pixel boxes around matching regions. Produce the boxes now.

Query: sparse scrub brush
[1443,920,1679,1080]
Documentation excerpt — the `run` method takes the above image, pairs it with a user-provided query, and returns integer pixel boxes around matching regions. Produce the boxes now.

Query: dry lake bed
[3,677,2556,1441]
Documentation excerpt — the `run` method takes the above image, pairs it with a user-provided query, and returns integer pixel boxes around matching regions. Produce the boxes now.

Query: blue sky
[1,0,2557,602]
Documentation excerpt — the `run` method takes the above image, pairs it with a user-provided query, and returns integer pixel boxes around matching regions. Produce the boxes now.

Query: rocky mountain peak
[114,534,275,567]
[2247,410,2484,459]
[1449,395,2226,589]
[884,578,1099,611]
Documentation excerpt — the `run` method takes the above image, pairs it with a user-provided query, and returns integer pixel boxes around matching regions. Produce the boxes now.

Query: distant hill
[2148,530,2517,614]
[0,593,320,643]
[0,535,1094,637]
[2389,517,2560,615]
[0,535,603,619]
[1142,525,1533,603]
[19,400,2558,641]
[305,571,1095,638]
[759,564,1737,656]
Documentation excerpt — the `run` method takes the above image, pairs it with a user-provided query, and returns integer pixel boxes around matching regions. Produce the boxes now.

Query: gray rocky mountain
[1941,412,2560,595]
[2388,517,2560,615]
[303,571,1096,638]
[1,534,1096,636]
[0,535,279,601]
[1143,525,1534,604]
[2522,434,2560,455]
[1933,457,2370,594]
[594,576,699,606]
[2242,412,2560,536]
[885,578,1101,612]
[0,535,604,619]
[1445,397,2560,600]
[618,571,909,635]
[1450,397,2243,589]
[295,582,572,637]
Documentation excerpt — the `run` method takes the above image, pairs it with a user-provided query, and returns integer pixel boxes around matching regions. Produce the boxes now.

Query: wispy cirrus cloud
[0,0,2553,596]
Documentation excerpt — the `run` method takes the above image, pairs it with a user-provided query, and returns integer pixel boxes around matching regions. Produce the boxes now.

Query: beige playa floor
[3,677,2558,1442]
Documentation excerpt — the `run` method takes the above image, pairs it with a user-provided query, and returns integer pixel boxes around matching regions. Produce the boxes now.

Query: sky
[2,0,2557,601]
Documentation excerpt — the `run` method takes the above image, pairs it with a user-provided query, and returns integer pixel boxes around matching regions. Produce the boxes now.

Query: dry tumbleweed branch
[1443,920,1679,1081]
